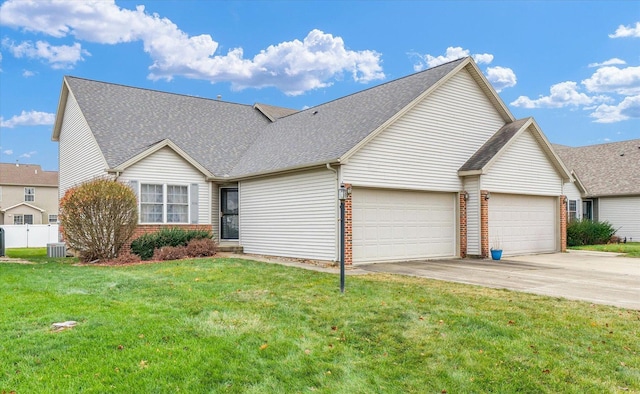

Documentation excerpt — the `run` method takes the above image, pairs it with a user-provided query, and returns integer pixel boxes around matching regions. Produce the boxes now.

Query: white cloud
[22,70,35,77]
[609,22,640,38]
[581,66,640,95]
[3,39,88,69]
[19,151,37,159]
[0,0,384,95]
[590,95,640,123]
[588,58,626,68]
[3,149,13,155]
[412,46,493,70]
[0,110,56,128]
[510,81,610,109]
[485,66,517,92]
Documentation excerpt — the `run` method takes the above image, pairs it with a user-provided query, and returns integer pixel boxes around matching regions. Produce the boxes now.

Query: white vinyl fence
[0,224,60,248]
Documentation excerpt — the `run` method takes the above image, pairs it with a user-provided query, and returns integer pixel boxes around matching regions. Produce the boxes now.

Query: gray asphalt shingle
[65,58,466,178]
[554,140,640,196]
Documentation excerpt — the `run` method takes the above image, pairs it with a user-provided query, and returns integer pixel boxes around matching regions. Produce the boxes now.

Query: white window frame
[139,183,190,224]
[14,214,34,225]
[24,187,35,202]
[568,199,578,222]
[0,186,3,201]
[49,214,58,224]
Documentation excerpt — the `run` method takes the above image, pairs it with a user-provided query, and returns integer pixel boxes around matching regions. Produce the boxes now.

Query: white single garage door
[352,188,457,263]
[489,193,557,255]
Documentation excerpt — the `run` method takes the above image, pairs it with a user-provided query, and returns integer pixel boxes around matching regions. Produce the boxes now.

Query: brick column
[459,192,468,258]
[344,183,353,265]
[480,190,490,258]
[560,196,567,252]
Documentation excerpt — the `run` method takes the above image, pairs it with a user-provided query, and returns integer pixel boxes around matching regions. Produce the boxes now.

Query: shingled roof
[554,140,640,197]
[0,163,58,186]
[55,57,513,179]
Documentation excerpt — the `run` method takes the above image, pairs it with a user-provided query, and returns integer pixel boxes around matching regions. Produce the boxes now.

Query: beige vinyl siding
[599,196,640,240]
[211,183,219,239]
[240,168,337,261]
[342,69,505,191]
[464,176,481,255]
[482,129,562,195]
[58,92,109,198]
[118,147,210,224]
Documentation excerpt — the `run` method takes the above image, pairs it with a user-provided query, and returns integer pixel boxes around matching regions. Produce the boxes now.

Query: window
[167,185,188,223]
[568,200,578,222]
[141,184,164,223]
[49,214,58,224]
[14,214,33,225]
[140,183,189,223]
[24,187,35,202]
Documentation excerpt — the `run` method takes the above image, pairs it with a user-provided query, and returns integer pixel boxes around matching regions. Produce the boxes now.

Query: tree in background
[59,179,138,262]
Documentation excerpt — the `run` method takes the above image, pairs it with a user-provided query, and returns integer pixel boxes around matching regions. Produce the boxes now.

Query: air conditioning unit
[47,243,67,258]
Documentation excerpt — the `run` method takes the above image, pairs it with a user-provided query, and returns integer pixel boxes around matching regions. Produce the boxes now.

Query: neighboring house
[52,57,573,264]
[0,163,59,225]
[554,140,640,241]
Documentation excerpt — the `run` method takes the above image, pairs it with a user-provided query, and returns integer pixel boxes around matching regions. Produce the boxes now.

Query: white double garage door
[351,188,557,263]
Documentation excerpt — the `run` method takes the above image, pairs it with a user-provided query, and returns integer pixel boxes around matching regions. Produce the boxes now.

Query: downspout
[326,163,339,262]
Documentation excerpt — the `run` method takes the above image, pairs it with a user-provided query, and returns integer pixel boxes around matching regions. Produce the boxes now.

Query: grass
[0,255,638,393]
[569,242,640,257]
[5,247,71,264]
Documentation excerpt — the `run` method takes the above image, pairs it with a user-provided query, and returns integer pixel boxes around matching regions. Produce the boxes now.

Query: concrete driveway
[357,250,640,310]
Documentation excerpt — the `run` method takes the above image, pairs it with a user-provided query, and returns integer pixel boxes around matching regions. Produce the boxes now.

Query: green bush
[567,220,617,246]
[130,227,212,260]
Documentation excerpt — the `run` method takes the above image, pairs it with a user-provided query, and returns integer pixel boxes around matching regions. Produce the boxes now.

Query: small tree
[60,178,138,262]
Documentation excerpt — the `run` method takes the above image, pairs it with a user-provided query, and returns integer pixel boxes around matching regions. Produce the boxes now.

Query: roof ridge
[64,75,255,109]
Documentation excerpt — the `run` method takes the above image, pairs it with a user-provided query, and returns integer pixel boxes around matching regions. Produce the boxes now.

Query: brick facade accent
[120,224,213,254]
[560,196,567,252]
[343,183,353,265]
[459,192,468,258]
[480,190,490,258]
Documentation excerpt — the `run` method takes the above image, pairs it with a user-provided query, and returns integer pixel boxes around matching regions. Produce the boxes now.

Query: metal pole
[340,199,345,293]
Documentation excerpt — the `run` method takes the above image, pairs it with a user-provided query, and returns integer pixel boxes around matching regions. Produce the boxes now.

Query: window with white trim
[140,183,189,223]
[24,187,35,202]
[49,214,58,224]
[14,214,34,225]
[568,200,578,222]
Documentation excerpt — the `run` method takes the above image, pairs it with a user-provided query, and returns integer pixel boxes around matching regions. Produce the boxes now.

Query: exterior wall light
[462,191,469,201]
[484,192,491,201]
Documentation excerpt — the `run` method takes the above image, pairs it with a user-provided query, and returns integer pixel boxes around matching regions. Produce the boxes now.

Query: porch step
[218,243,244,254]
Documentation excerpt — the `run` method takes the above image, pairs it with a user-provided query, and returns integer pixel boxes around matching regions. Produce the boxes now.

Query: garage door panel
[352,188,457,263]
[489,193,557,255]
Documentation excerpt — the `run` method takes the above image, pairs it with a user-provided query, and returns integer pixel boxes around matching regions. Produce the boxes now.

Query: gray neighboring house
[554,140,640,241]
[52,57,573,264]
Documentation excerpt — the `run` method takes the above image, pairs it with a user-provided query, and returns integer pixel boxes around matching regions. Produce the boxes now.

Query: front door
[221,188,239,239]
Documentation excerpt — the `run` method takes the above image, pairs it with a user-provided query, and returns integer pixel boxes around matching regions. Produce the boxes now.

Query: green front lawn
[1,257,638,393]
[569,242,640,257]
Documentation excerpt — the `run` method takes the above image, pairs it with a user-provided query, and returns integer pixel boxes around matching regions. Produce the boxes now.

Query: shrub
[59,178,138,262]
[131,227,212,260]
[185,238,217,257]
[153,246,188,261]
[567,220,617,246]
[108,251,142,265]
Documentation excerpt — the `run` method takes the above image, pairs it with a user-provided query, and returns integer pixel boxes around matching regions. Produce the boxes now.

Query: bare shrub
[185,238,217,258]
[108,251,142,265]
[153,246,188,261]
[60,178,138,262]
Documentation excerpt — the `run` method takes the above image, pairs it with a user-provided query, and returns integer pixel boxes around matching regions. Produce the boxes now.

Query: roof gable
[459,117,571,181]
[0,202,46,213]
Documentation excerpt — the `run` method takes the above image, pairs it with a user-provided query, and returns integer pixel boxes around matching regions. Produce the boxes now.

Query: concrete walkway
[357,250,640,310]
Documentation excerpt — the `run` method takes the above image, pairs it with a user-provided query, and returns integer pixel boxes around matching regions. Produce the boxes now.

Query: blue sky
[0,0,638,171]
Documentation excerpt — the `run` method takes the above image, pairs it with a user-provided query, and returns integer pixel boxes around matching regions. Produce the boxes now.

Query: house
[52,57,573,263]
[0,163,59,225]
[554,140,640,241]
